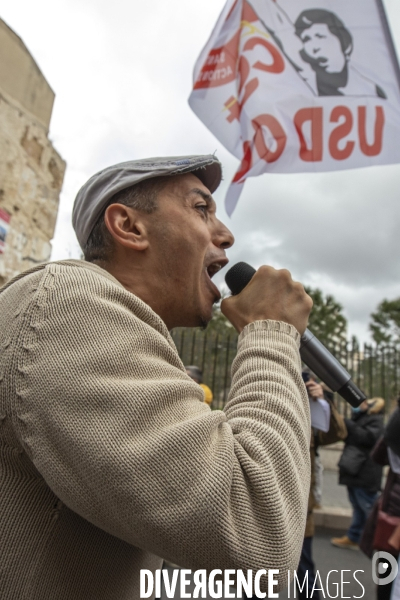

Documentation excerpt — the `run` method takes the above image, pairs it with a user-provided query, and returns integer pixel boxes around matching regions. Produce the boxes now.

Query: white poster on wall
[0,209,11,254]
[189,0,400,214]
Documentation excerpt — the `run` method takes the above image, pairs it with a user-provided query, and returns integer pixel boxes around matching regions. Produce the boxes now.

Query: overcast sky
[2,0,400,343]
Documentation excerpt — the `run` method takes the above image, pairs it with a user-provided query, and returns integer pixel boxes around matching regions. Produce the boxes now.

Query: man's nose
[213,220,235,249]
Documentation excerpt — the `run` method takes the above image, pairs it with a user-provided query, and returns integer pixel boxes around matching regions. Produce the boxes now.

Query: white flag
[189,0,400,215]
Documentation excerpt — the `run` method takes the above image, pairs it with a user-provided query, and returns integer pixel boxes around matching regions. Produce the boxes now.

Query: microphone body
[225,262,365,407]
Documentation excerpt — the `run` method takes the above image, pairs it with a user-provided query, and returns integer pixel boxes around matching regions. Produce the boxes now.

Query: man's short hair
[294,9,353,58]
[83,176,170,262]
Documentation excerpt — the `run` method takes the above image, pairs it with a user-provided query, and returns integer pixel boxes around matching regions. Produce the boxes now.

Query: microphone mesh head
[225,262,256,295]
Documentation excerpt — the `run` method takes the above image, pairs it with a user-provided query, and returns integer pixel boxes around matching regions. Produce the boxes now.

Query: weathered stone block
[0,19,65,285]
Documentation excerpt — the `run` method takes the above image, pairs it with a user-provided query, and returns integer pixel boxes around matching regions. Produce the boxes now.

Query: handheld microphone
[225,262,365,407]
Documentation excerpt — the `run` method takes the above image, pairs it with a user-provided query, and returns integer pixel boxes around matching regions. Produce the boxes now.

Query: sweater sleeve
[13,264,310,591]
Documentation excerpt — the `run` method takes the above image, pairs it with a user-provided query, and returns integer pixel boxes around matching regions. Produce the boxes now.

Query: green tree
[304,286,348,348]
[369,298,400,345]
[206,291,235,335]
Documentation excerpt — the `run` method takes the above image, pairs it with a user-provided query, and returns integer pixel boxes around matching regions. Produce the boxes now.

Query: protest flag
[189,0,400,215]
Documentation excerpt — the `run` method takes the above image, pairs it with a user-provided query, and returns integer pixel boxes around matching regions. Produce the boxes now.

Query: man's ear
[104,204,149,251]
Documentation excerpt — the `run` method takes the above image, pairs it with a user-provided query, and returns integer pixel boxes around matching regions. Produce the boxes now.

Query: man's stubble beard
[198,294,221,331]
[199,318,209,331]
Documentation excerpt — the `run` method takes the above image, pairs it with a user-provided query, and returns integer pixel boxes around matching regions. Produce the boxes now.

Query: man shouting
[0,154,312,599]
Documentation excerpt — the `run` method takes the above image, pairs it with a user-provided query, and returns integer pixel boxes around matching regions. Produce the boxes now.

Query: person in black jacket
[385,397,400,458]
[385,399,400,600]
[359,399,400,600]
[331,397,385,549]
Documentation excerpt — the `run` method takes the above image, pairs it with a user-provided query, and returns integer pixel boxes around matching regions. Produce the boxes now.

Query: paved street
[321,469,350,508]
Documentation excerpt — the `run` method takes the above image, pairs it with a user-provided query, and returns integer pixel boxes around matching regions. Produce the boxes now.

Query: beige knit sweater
[0,260,310,600]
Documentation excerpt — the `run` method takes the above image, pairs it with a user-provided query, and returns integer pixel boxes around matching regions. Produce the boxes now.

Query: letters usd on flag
[188,0,400,215]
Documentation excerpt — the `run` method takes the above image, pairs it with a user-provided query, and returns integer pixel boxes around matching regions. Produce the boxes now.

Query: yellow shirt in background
[199,383,213,406]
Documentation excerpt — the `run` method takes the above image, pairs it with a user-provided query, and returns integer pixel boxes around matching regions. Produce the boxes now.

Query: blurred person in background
[185,365,213,406]
[383,398,400,600]
[360,398,400,600]
[332,397,385,550]
[296,371,347,600]
[389,521,400,600]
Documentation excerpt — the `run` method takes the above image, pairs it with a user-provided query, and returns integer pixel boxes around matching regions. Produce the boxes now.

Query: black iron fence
[322,339,399,418]
[171,327,400,414]
[172,327,238,409]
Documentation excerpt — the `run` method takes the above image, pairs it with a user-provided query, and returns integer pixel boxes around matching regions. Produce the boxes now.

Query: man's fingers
[221,265,313,334]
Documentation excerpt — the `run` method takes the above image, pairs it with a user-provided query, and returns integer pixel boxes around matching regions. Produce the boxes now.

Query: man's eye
[196,204,208,215]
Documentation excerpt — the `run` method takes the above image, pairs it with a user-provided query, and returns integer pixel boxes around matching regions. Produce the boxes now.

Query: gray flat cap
[72,154,222,249]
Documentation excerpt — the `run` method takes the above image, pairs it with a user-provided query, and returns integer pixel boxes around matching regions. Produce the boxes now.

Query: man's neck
[92,258,145,298]
[91,258,175,329]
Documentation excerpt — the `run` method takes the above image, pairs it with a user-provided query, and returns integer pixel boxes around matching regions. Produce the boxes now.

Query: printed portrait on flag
[189,0,400,214]
[263,5,387,98]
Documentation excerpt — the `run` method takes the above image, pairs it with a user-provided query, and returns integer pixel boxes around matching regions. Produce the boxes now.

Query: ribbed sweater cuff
[239,320,301,347]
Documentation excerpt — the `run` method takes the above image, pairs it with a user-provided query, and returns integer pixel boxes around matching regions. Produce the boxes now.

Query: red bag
[373,504,400,556]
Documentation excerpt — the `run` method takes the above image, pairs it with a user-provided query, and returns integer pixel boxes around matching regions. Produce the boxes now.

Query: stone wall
[0,19,65,285]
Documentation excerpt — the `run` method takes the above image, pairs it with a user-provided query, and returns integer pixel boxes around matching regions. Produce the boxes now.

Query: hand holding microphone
[223,262,365,407]
[221,264,312,335]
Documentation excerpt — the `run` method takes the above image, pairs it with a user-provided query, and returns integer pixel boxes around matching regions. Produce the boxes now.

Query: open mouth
[207,263,223,279]
[205,261,226,301]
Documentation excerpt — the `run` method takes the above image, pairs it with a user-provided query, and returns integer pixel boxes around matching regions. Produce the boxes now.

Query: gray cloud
[220,165,400,286]
[212,164,400,342]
